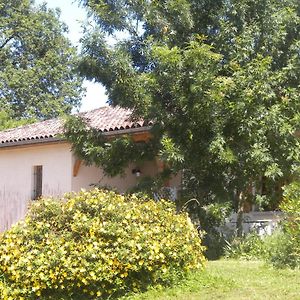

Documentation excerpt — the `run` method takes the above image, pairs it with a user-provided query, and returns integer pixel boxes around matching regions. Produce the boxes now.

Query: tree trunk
[236,191,245,237]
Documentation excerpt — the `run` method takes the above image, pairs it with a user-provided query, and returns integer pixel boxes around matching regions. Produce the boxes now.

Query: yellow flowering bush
[0,189,206,299]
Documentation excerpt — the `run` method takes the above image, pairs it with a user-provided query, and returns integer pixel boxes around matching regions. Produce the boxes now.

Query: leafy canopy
[67,0,300,208]
[0,0,83,123]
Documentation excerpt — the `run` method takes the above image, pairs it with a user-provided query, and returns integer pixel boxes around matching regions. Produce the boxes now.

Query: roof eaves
[101,126,152,136]
[0,125,152,149]
[0,137,63,149]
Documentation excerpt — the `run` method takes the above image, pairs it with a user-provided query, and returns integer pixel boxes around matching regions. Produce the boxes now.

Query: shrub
[224,232,268,260]
[196,202,232,260]
[0,276,9,299]
[0,189,206,299]
[267,230,299,269]
[223,230,290,262]
[268,182,300,268]
[225,182,300,269]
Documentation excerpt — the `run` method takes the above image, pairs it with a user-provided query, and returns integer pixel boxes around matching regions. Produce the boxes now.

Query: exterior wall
[220,211,284,236]
[0,142,73,231]
[71,160,138,193]
[0,142,182,232]
[72,158,182,194]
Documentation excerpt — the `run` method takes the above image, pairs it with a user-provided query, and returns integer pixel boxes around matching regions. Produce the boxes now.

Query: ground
[122,259,300,300]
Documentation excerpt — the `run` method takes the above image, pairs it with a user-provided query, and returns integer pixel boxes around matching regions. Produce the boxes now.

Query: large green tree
[0,0,83,123]
[67,0,300,225]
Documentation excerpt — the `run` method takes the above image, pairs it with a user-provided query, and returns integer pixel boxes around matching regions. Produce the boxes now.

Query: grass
[122,259,300,300]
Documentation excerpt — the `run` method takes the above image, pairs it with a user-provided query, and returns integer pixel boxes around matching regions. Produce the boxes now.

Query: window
[33,165,43,200]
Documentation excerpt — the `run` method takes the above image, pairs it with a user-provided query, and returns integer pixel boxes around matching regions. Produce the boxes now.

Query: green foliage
[128,176,165,198]
[69,0,300,215]
[0,189,206,299]
[267,230,299,269]
[201,202,232,228]
[224,195,300,269]
[282,181,300,208]
[268,182,300,268]
[0,0,83,121]
[0,110,36,130]
[64,115,161,178]
[224,228,300,269]
[195,202,232,260]
[224,232,270,260]
[177,186,232,260]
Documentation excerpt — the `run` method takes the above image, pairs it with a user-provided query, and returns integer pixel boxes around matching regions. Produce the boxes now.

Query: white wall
[0,142,73,231]
[220,211,284,236]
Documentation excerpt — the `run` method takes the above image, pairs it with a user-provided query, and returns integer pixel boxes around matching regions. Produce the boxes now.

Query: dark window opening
[33,165,43,200]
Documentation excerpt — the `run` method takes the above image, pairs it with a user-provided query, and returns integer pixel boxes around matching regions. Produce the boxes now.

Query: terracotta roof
[0,106,151,147]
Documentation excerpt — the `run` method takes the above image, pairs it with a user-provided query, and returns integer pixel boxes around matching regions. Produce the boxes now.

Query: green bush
[0,189,206,299]
[224,232,269,260]
[224,182,300,269]
[267,230,299,269]
[196,202,232,260]
[268,182,300,268]
[223,230,291,263]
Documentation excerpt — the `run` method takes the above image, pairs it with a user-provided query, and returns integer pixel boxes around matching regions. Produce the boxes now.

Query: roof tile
[0,106,151,146]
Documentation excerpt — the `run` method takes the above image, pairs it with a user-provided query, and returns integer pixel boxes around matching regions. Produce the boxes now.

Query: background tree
[67,0,300,232]
[0,111,35,130]
[0,0,83,125]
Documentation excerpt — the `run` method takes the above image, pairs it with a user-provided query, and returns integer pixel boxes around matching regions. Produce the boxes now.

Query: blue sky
[35,0,108,112]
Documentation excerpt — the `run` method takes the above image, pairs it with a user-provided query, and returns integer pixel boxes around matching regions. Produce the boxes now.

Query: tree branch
[0,35,15,50]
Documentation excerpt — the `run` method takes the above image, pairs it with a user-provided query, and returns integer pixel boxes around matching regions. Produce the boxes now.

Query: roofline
[0,137,63,149]
[102,126,152,136]
[0,126,152,149]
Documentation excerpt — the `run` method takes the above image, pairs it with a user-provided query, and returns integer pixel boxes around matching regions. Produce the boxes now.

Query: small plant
[0,189,206,299]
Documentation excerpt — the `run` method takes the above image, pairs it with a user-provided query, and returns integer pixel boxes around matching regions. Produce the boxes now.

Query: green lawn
[122,260,300,300]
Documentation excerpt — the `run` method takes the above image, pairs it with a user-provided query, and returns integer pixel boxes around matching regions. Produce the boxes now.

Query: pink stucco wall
[0,142,73,231]
[0,142,182,231]
[71,158,181,194]
[72,161,138,193]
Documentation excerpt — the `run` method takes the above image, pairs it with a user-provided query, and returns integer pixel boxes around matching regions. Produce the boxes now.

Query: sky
[35,0,108,112]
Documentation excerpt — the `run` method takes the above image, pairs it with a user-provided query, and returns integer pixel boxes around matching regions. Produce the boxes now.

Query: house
[0,106,181,232]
